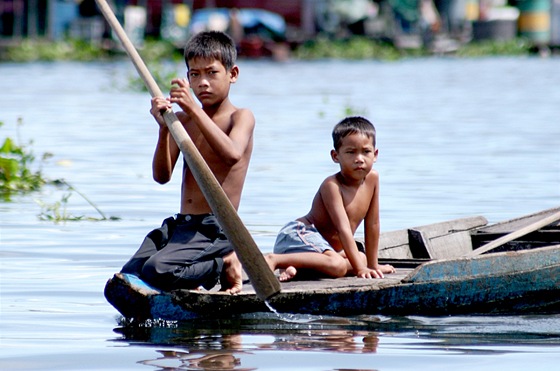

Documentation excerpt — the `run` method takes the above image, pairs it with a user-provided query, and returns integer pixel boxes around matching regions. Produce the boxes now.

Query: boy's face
[331,132,378,181]
[187,57,238,106]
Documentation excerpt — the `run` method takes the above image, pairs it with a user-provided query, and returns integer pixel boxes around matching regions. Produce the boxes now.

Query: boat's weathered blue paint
[405,243,560,282]
[105,273,199,321]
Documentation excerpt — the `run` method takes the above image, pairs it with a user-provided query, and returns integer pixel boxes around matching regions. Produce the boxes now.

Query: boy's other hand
[169,78,197,113]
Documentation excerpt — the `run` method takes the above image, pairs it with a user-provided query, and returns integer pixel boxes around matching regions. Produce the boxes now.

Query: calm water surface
[1,57,559,370]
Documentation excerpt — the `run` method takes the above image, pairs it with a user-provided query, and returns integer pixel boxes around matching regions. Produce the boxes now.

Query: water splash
[264,300,322,324]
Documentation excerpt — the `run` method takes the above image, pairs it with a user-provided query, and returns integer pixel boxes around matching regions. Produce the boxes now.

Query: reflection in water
[138,348,251,371]
[119,317,382,370]
[116,314,560,369]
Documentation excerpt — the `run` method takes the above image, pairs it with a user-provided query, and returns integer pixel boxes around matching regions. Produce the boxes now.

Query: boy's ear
[331,149,339,163]
[229,65,239,83]
[373,148,379,162]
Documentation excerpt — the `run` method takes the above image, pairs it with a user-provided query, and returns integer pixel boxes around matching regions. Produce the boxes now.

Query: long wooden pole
[467,211,560,256]
[95,0,280,300]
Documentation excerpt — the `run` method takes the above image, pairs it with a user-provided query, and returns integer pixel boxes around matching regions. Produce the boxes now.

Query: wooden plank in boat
[376,216,488,259]
[471,207,560,251]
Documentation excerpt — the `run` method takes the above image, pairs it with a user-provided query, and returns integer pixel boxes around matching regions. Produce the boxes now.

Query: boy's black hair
[184,31,237,70]
[332,116,376,150]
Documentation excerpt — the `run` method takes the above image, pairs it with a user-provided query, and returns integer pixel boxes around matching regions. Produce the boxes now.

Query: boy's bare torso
[177,106,253,215]
[300,170,377,251]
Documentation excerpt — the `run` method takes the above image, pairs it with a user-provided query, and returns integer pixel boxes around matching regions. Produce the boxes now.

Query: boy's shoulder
[230,107,256,126]
[321,169,379,190]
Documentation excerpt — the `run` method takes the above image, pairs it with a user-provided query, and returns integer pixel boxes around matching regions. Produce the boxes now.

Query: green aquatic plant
[3,39,108,62]
[343,104,368,117]
[1,118,119,221]
[0,118,51,200]
[0,37,181,63]
[455,38,531,57]
[126,39,185,92]
[127,60,183,92]
[294,36,405,61]
[37,179,120,223]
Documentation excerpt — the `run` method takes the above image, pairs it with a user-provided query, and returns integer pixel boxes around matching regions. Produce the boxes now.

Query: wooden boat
[105,207,560,321]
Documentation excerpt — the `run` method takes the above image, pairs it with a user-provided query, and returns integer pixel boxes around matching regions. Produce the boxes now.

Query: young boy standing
[266,116,395,281]
[121,31,255,294]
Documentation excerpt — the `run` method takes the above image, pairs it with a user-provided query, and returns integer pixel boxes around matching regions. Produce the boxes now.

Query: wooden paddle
[95,0,280,300]
[467,210,560,257]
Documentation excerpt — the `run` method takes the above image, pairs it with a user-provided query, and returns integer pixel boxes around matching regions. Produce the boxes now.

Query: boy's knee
[140,256,174,289]
[327,255,347,277]
[140,258,159,284]
[332,264,347,278]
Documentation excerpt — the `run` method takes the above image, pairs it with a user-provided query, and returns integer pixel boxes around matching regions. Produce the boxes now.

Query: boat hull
[105,244,560,320]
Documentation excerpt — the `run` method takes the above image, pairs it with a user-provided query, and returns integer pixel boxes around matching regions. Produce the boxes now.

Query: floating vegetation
[0,37,181,63]
[36,179,120,223]
[2,39,108,62]
[0,36,537,64]
[1,118,119,222]
[0,118,50,200]
[126,60,183,93]
[454,38,531,57]
[343,104,368,117]
[294,36,405,61]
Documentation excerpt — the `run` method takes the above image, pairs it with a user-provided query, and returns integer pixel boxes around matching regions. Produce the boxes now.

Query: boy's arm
[191,107,255,165]
[150,97,181,184]
[364,173,395,276]
[170,78,255,165]
[364,171,381,269]
[320,180,369,277]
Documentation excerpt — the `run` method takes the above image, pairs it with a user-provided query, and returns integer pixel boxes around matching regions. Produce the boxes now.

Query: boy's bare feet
[221,251,243,294]
[379,264,396,274]
[278,266,297,282]
[265,254,297,282]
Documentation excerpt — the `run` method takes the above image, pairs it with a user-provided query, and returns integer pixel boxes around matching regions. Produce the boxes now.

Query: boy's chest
[186,119,231,149]
[340,186,373,218]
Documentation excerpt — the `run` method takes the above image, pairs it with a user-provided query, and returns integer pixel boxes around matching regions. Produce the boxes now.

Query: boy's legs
[266,250,347,280]
[269,220,347,280]
[338,249,368,275]
[140,214,236,291]
[120,216,176,276]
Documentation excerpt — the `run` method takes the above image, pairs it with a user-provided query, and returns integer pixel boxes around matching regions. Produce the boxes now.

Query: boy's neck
[336,171,365,187]
[336,172,365,187]
[202,97,231,116]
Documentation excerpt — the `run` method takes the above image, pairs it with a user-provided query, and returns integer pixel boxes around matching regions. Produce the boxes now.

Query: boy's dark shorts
[121,214,233,291]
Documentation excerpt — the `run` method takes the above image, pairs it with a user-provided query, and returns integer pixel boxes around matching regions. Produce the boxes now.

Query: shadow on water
[110,314,560,369]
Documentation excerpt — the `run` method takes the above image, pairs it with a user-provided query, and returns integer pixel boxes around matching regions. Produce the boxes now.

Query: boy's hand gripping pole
[95,0,280,300]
